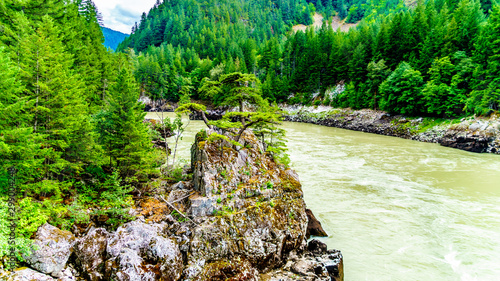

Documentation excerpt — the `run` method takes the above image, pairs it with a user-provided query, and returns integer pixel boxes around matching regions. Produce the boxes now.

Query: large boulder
[104,220,183,281]
[73,227,110,281]
[440,121,494,153]
[184,129,309,279]
[24,223,76,277]
[8,267,55,281]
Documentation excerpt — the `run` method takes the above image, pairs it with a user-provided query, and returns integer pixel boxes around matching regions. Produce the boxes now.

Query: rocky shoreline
[282,106,500,154]
[1,129,340,281]
[190,105,500,154]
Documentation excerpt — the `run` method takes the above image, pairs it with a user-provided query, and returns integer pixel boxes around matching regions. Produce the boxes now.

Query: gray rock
[171,181,187,190]
[145,236,183,280]
[167,189,190,203]
[469,122,483,131]
[73,227,109,281]
[291,259,317,276]
[189,196,215,217]
[9,267,56,281]
[105,221,182,281]
[24,223,76,277]
[307,239,328,255]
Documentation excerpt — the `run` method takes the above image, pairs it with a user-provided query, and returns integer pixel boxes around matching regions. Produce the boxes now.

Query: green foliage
[213,206,234,216]
[206,133,243,148]
[171,210,188,222]
[67,197,91,225]
[379,62,425,115]
[422,54,472,117]
[265,181,273,189]
[116,0,499,117]
[0,0,165,247]
[0,198,34,263]
[165,161,190,182]
[95,64,152,177]
[17,197,49,238]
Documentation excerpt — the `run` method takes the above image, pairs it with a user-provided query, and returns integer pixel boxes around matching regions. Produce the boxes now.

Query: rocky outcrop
[284,108,422,139]
[284,106,500,154]
[8,127,342,281]
[73,227,109,281]
[263,239,343,281]
[23,223,76,278]
[440,120,499,153]
[139,96,175,112]
[7,267,56,281]
[185,129,311,279]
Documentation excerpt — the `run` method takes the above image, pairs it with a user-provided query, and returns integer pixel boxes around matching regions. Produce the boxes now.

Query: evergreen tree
[18,16,97,180]
[468,4,500,113]
[95,61,152,177]
[0,47,40,188]
[423,56,465,117]
[367,59,390,109]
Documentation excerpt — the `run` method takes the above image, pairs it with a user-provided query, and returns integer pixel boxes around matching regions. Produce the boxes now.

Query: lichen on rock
[183,128,321,279]
[23,223,76,278]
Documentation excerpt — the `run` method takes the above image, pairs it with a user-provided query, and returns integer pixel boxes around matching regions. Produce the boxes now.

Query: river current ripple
[146,113,500,281]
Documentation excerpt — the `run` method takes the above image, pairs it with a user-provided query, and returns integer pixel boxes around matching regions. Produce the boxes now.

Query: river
[146,112,500,280]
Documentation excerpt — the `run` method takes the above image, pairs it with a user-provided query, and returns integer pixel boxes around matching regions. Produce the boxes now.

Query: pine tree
[95,61,151,177]
[0,47,40,188]
[18,16,97,180]
[468,4,500,113]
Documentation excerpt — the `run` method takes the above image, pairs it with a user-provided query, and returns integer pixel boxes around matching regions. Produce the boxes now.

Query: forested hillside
[102,26,129,51]
[0,0,160,260]
[117,0,406,102]
[121,0,499,118]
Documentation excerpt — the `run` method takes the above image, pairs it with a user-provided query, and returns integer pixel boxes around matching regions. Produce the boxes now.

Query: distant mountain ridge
[101,27,128,51]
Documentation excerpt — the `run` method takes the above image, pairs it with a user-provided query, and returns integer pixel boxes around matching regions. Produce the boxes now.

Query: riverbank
[1,127,342,281]
[281,105,500,154]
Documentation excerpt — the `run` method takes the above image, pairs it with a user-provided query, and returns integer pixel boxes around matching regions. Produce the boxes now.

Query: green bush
[0,197,44,263]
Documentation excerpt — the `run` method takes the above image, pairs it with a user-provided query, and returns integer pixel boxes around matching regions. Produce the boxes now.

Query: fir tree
[95,61,152,177]
[18,16,97,180]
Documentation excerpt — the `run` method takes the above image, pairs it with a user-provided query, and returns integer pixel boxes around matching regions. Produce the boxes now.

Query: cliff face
[3,129,343,281]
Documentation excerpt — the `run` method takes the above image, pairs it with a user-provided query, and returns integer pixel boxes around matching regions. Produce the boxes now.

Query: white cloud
[93,0,157,34]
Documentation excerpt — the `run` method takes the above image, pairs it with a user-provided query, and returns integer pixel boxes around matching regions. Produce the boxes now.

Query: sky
[93,0,157,34]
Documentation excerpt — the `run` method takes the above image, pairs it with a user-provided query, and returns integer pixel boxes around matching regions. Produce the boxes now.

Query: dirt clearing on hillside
[292,13,357,33]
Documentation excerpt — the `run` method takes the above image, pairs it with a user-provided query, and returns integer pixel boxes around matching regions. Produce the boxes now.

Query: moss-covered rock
[185,129,309,279]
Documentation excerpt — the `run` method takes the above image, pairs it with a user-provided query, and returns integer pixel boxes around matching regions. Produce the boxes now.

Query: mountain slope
[102,26,129,51]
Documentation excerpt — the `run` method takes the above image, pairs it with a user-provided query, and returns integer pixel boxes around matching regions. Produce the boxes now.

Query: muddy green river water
[146,112,500,280]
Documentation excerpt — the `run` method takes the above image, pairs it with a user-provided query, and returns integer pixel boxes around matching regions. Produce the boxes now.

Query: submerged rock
[24,223,76,278]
